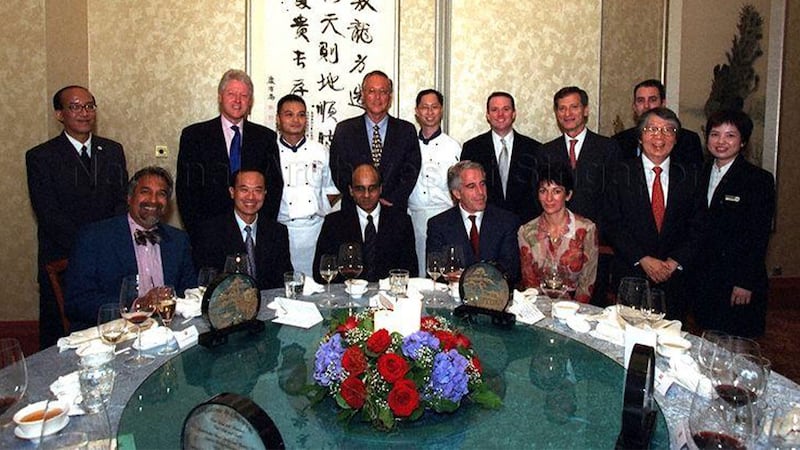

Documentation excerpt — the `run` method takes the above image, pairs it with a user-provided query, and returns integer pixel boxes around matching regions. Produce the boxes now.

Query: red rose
[387,379,420,417]
[366,329,391,354]
[340,376,367,409]
[420,316,440,331]
[471,356,483,374]
[377,353,409,383]
[337,316,359,334]
[454,333,471,349]
[342,346,368,376]
[434,330,457,350]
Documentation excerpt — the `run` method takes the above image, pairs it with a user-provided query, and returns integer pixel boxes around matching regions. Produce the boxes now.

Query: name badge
[724,195,740,202]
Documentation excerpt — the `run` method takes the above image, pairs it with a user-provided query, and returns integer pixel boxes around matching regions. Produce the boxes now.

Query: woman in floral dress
[518,163,598,303]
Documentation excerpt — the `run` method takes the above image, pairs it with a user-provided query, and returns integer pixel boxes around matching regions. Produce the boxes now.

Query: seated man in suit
[461,91,541,223]
[313,164,417,283]
[177,69,283,242]
[65,167,197,331]
[611,79,703,167]
[426,161,521,285]
[193,169,293,290]
[329,70,421,210]
[604,108,706,321]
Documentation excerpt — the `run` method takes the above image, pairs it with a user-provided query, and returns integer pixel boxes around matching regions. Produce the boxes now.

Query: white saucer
[14,416,70,440]
[345,287,368,299]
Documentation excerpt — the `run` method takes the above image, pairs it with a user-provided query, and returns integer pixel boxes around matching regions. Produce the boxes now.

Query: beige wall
[3,1,798,322]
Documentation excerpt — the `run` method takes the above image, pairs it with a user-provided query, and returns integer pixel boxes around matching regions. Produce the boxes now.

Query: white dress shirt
[642,154,670,204]
[707,159,734,206]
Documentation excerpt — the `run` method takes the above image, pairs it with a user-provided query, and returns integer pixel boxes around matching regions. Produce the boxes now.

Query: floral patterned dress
[518,210,599,303]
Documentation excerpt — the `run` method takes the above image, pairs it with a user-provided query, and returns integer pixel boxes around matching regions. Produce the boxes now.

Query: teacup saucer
[14,416,70,440]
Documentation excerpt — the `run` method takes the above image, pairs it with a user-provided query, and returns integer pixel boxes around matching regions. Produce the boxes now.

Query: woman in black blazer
[693,110,776,337]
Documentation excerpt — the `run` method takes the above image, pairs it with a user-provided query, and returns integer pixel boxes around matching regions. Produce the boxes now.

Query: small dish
[657,334,692,358]
[345,279,369,298]
[552,301,580,321]
[13,400,70,439]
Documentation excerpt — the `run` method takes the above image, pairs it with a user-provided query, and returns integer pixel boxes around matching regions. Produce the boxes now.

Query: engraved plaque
[202,273,260,331]
[459,262,511,312]
[182,393,284,450]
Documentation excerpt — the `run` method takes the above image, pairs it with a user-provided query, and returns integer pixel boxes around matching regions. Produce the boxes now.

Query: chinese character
[348,19,373,44]
[320,13,344,37]
[291,80,309,97]
[317,129,335,147]
[348,85,364,108]
[319,42,339,64]
[350,0,377,12]
[291,15,310,42]
[317,73,344,92]
[314,100,338,124]
[293,50,307,68]
[349,54,367,73]
[294,0,310,9]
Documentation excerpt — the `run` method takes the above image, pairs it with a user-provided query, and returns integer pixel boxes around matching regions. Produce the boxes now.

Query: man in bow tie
[26,85,128,348]
[65,167,196,331]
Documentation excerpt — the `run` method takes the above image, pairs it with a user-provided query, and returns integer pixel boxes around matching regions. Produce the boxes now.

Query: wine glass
[338,242,363,309]
[688,378,756,450]
[709,339,767,408]
[97,304,126,348]
[156,286,178,356]
[426,251,444,306]
[197,267,219,292]
[641,288,666,325]
[539,258,568,299]
[442,245,464,285]
[696,330,728,376]
[119,274,156,368]
[223,254,249,275]
[616,277,649,326]
[318,254,339,307]
[0,338,27,418]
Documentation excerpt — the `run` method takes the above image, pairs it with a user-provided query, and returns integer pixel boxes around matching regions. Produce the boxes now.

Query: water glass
[389,269,410,297]
[283,271,305,299]
[78,348,115,414]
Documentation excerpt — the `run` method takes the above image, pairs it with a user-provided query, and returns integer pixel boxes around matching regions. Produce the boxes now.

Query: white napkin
[50,371,85,416]
[379,277,391,291]
[269,297,323,329]
[513,288,539,303]
[369,291,395,309]
[667,353,714,397]
[130,324,170,351]
[407,277,445,292]
[588,307,625,346]
[303,278,326,296]
[57,319,144,352]
[566,314,591,333]
[177,288,204,319]
[507,293,545,325]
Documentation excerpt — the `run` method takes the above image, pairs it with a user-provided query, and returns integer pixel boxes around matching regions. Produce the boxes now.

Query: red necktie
[568,139,578,169]
[651,166,665,232]
[468,215,479,258]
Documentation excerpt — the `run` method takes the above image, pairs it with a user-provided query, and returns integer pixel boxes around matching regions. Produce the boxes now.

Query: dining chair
[44,258,70,335]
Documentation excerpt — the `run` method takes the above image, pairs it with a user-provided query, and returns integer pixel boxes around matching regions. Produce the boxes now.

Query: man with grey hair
[426,160,520,284]
[65,167,196,332]
[177,69,283,242]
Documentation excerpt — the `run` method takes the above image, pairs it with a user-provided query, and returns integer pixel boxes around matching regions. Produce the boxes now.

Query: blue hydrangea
[313,333,345,387]
[427,349,470,403]
[401,331,440,360]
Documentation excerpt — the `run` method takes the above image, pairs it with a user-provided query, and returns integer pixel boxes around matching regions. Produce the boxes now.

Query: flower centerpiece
[310,309,502,430]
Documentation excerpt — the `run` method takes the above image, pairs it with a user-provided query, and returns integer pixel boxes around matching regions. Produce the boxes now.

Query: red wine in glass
[692,430,746,450]
[715,384,757,407]
[0,396,16,415]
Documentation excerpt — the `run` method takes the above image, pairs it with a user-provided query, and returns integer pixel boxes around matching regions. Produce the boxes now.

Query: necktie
[134,229,161,246]
[568,139,578,169]
[79,145,91,170]
[651,166,665,233]
[364,215,377,279]
[468,215,480,258]
[244,225,257,279]
[371,124,383,168]
[498,138,509,197]
[230,125,242,173]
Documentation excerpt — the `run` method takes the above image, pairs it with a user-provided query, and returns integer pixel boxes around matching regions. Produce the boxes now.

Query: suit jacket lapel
[631,159,659,235]
[710,156,744,208]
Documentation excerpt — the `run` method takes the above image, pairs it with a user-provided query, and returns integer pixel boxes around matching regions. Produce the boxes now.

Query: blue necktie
[230,125,241,173]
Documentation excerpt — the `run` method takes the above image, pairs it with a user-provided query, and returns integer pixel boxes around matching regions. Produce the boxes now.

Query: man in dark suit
[461,91,541,223]
[65,167,196,332]
[329,70,421,210]
[538,86,620,306]
[193,169,293,291]
[612,79,703,168]
[177,69,283,242]
[26,85,128,347]
[604,108,706,321]
[426,161,521,285]
[313,164,417,283]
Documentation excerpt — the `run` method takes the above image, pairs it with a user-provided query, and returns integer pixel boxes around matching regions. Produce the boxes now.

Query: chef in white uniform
[276,94,340,276]
[408,89,460,274]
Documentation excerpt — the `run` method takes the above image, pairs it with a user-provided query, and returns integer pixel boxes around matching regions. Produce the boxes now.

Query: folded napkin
[268,297,323,329]
[588,307,625,346]
[303,278,326,296]
[566,314,591,333]
[408,277,446,292]
[513,288,539,303]
[50,371,86,416]
[57,318,150,352]
[131,325,175,351]
[507,293,545,325]
[369,291,395,309]
[667,353,714,397]
[177,288,204,319]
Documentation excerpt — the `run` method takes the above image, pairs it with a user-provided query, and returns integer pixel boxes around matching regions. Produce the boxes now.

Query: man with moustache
[177,69,283,243]
[408,89,460,274]
[426,161,520,284]
[26,85,128,347]
[193,169,293,290]
[461,91,541,223]
[65,167,196,332]
[329,70,421,210]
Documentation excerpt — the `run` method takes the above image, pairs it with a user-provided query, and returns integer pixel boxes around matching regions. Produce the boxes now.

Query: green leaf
[432,398,459,413]
[471,387,503,409]
[335,393,351,410]
[378,405,395,430]
[302,385,327,404]
[409,406,424,421]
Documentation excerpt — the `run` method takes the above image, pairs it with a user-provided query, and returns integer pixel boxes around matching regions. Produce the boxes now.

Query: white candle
[373,309,394,334]
[394,297,421,337]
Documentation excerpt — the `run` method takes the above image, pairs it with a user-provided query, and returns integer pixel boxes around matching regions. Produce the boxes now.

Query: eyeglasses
[66,103,97,113]
[642,126,677,137]
[364,88,391,97]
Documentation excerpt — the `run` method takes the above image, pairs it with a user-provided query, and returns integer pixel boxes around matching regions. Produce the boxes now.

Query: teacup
[551,300,580,321]
[345,279,369,298]
[13,399,70,438]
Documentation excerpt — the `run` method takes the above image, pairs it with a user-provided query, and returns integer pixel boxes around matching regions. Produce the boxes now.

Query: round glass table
[117,311,670,448]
